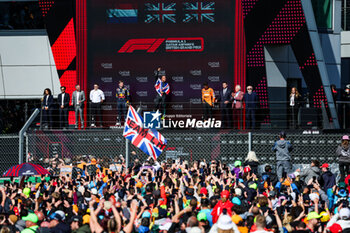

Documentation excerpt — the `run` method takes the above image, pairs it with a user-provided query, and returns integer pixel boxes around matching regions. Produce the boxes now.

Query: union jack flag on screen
[145,3,176,23]
[183,2,215,23]
[123,105,167,160]
[155,78,170,96]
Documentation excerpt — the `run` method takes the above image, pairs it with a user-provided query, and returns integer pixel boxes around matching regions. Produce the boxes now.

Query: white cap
[339,208,350,219]
[189,227,202,233]
[217,215,234,230]
[309,193,319,201]
[78,186,85,194]
[234,188,242,197]
[55,210,65,221]
[91,188,98,195]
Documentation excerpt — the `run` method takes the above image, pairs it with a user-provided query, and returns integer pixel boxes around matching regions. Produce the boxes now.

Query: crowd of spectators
[0,147,349,233]
[0,2,44,30]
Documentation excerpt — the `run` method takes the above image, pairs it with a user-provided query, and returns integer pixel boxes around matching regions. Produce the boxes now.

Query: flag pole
[125,139,130,168]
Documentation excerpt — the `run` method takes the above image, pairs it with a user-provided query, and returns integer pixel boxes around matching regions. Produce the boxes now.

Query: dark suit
[42,95,53,128]
[243,92,259,129]
[217,88,232,128]
[57,92,70,128]
[288,94,301,129]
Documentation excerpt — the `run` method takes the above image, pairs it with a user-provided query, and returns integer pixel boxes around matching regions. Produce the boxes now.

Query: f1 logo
[118,39,165,53]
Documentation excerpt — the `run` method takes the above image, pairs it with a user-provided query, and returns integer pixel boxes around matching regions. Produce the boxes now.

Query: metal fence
[0,134,20,175]
[24,129,343,167]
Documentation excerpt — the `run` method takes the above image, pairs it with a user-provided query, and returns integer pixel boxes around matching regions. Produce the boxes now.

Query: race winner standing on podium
[116,80,130,126]
[154,68,170,117]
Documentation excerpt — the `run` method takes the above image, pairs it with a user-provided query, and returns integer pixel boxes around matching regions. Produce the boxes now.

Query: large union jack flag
[155,78,170,96]
[145,3,176,23]
[183,2,215,23]
[123,105,167,160]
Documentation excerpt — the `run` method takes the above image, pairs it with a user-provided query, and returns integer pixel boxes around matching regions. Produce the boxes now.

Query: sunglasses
[247,88,252,90]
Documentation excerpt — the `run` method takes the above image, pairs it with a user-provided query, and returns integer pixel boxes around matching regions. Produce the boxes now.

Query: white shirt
[234,91,240,104]
[290,94,295,106]
[61,93,65,106]
[90,89,105,103]
[223,88,227,96]
[76,91,80,105]
[45,95,48,105]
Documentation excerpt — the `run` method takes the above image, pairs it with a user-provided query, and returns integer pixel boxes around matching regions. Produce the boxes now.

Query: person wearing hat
[326,208,350,230]
[70,216,82,233]
[86,158,99,177]
[306,212,322,232]
[211,190,234,224]
[49,211,70,233]
[336,135,350,181]
[21,213,40,233]
[272,131,293,180]
[232,161,243,179]
[319,163,336,191]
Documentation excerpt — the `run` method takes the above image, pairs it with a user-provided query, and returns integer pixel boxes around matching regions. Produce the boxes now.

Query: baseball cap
[234,161,242,167]
[217,214,234,230]
[321,163,329,168]
[338,189,347,197]
[307,211,322,220]
[83,215,90,224]
[339,208,350,219]
[248,182,257,190]
[231,215,243,225]
[9,215,18,224]
[244,167,251,173]
[269,190,276,197]
[142,211,151,219]
[231,197,241,206]
[338,182,347,189]
[342,135,349,140]
[22,213,38,223]
[104,201,112,211]
[22,188,31,198]
[320,211,330,222]
[234,188,242,196]
[70,216,82,223]
[329,223,342,233]
[91,188,98,195]
[279,131,286,138]
[197,212,207,222]
[221,190,230,198]
[200,187,208,196]
[309,193,320,201]
[190,227,202,233]
[91,158,97,165]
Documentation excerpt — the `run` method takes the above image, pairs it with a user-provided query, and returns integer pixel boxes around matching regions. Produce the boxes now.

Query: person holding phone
[296,160,321,184]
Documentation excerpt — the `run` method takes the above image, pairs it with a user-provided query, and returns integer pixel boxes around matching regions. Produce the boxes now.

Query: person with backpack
[336,135,350,181]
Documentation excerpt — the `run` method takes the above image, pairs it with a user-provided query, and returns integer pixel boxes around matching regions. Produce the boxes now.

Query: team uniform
[154,78,170,116]
[202,88,215,120]
[116,86,130,125]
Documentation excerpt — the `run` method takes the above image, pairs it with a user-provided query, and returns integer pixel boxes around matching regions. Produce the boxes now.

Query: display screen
[87,0,236,123]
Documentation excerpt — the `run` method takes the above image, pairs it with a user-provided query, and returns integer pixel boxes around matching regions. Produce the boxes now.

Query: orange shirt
[202,88,215,106]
